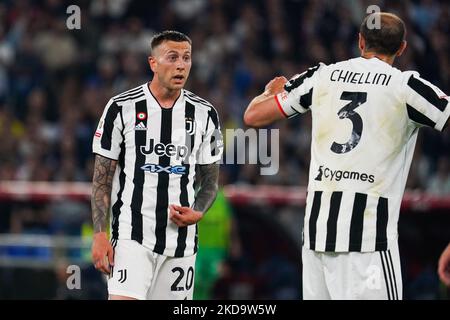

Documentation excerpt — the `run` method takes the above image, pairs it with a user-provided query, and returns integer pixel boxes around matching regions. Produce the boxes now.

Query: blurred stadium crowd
[0,0,449,299]
[0,0,449,189]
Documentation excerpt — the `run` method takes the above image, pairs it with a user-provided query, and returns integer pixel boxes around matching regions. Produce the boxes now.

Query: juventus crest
[117,269,127,283]
[185,117,196,135]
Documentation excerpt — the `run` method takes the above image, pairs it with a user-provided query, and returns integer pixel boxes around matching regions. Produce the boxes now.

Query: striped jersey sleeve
[404,72,450,131]
[275,63,324,118]
[92,98,124,160]
[198,106,223,164]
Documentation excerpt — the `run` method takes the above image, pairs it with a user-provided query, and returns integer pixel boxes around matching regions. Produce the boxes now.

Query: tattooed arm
[92,154,118,232]
[193,163,220,214]
[169,162,220,227]
[91,154,117,274]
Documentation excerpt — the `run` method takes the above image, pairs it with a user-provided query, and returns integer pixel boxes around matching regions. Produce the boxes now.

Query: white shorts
[302,242,402,300]
[108,239,196,300]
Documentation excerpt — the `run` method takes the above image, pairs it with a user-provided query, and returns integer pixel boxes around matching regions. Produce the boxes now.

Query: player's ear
[396,40,407,57]
[148,56,157,73]
[358,33,365,53]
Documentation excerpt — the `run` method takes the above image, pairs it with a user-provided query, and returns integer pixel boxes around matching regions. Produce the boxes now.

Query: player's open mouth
[173,75,184,81]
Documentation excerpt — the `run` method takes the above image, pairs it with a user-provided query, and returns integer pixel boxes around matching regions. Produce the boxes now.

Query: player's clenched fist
[169,204,203,227]
[264,76,288,96]
[91,232,114,274]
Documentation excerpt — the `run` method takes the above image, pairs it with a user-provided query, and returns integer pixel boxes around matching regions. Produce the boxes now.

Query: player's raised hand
[169,204,203,227]
[264,76,288,96]
[438,243,450,286]
[92,232,114,274]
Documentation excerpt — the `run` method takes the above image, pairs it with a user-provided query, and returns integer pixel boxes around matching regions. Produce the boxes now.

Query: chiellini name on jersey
[330,69,392,86]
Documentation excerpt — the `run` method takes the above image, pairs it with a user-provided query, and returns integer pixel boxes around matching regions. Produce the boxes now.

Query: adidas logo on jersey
[135,122,147,131]
[315,165,375,183]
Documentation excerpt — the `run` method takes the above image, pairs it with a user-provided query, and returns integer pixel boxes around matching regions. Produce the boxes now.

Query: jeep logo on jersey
[141,164,186,175]
[315,165,375,183]
[185,117,196,135]
[140,139,188,160]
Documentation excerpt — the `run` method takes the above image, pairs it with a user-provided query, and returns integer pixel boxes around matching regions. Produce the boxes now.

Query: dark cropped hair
[150,30,192,53]
[360,12,406,56]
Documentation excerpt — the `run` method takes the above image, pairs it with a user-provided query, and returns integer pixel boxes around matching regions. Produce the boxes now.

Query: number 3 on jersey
[331,91,367,154]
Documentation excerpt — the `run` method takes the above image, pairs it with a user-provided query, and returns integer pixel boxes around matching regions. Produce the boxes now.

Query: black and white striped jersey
[92,83,223,257]
[276,57,450,252]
